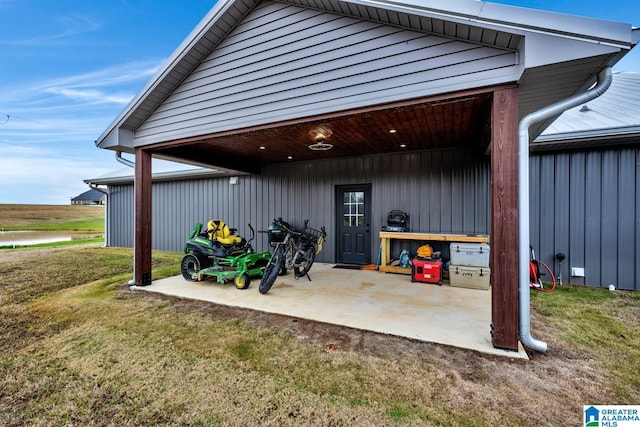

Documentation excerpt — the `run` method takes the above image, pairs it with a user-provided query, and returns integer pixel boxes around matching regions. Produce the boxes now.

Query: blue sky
[0,0,638,205]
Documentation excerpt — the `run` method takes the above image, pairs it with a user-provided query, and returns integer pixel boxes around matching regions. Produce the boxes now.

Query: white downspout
[518,67,613,353]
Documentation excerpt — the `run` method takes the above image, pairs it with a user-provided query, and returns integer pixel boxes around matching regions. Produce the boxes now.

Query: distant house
[71,188,106,205]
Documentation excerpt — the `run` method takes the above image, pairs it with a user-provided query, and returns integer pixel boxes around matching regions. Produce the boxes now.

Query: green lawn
[1,244,638,425]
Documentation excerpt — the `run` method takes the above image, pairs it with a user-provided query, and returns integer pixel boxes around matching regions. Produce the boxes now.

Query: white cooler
[449,243,490,267]
[448,265,491,290]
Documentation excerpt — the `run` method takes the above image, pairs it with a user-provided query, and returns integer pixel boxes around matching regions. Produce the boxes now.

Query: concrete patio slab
[135,263,527,359]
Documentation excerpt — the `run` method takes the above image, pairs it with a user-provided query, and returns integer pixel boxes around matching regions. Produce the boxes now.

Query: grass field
[0,205,638,425]
[1,246,638,426]
[0,204,104,232]
[0,204,104,248]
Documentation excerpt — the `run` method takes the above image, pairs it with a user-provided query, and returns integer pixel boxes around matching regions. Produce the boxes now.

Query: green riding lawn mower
[180,220,271,289]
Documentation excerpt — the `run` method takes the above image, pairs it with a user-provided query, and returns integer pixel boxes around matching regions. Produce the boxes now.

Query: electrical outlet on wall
[571,267,585,277]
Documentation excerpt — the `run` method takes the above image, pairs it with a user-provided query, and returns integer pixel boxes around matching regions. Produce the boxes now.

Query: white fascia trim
[351,0,635,48]
[535,125,640,143]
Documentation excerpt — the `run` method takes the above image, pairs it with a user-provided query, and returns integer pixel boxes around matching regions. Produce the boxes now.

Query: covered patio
[133,264,528,359]
[95,0,638,353]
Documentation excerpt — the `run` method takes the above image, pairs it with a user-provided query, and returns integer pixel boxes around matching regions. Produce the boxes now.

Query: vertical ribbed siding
[530,147,640,290]
[105,146,640,290]
[106,148,491,265]
[106,185,134,249]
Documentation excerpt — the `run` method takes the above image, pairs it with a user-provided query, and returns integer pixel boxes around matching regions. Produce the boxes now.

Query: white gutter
[518,67,613,353]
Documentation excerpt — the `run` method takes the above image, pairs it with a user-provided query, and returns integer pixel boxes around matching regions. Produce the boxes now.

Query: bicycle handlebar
[270,218,326,239]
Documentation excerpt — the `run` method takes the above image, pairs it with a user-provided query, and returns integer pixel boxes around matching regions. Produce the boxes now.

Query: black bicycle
[259,218,326,294]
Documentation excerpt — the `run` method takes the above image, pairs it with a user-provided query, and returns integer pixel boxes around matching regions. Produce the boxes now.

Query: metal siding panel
[406,153,421,231]
[152,186,163,250]
[584,151,602,286]
[636,148,640,291]
[553,154,570,271]
[568,152,586,288]
[439,150,453,232]
[461,161,474,232]
[110,185,134,249]
[405,154,417,232]
[600,151,618,288]
[168,183,179,251]
[462,156,489,234]
[155,182,169,252]
[450,151,464,233]
[371,155,385,237]
[428,151,443,232]
[538,156,556,268]
[478,159,491,233]
[617,151,635,290]
[173,183,184,250]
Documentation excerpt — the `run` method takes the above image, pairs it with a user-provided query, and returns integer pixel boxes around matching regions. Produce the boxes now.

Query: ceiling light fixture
[308,138,333,151]
[307,127,334,151]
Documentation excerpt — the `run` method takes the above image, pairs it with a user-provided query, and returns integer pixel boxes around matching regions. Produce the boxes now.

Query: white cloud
[2,61,160,107]
[42,87,134,105]
[0,60,164,203]
[0,152,113,204]
[0,13,101,47]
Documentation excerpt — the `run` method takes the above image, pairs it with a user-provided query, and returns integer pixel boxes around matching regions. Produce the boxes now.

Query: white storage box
[448,265,491,290]
[449,243,490,267]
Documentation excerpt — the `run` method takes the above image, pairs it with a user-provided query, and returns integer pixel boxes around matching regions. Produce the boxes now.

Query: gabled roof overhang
[95,0,638,171]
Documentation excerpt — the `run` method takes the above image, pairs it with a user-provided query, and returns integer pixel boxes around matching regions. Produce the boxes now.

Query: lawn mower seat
[207,220,243,245]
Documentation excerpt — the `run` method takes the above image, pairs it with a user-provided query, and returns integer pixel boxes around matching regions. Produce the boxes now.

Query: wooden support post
[134,148,152,286]
[491,88,519,351]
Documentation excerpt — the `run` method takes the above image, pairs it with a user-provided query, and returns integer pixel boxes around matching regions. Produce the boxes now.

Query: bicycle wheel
[293,244,316,279]
[531,259,556,292]
[259,252,283,294]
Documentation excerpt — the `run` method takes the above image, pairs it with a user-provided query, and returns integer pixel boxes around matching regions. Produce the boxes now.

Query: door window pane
[343,191,364,227]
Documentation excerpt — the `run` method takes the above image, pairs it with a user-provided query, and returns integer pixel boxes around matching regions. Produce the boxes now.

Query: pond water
[0,230,101,247]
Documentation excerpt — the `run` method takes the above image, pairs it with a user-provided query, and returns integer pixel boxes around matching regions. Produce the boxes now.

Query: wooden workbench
[378,231,490,274]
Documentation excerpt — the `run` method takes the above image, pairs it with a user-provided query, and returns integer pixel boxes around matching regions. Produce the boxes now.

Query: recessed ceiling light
[288,156,293,160]
[259,146,266,150]
[389,129,397,134]
[400,144,407,148]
